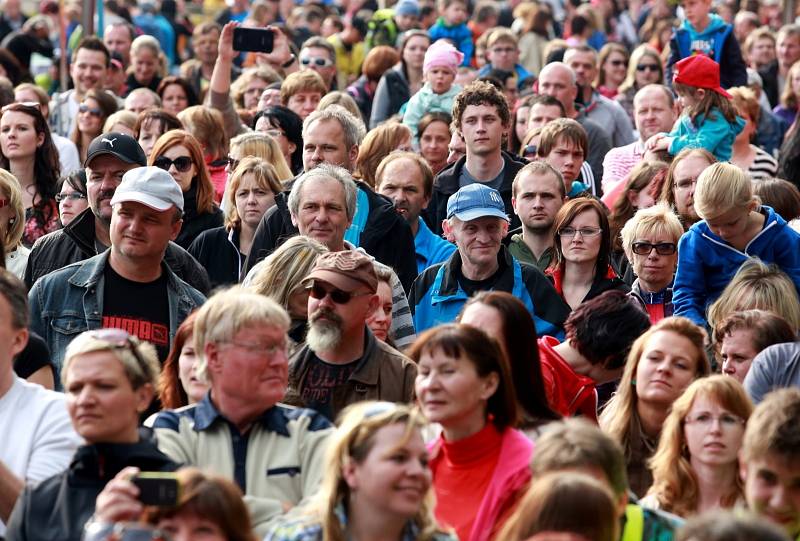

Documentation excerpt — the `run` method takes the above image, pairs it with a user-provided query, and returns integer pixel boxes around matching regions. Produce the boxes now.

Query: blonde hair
[619,45,663,94]
[193,287,290,382]
[693,162,756,221]
[780,60,800,110]
[354,122,413,188]
[62,330,160,390]
[706,258,800,331]
[103,109,138,134]
[231,66,280,109]
[0,170,26,251]
[318,91,363,121]
[247,235,328,312]
[178,105,229,160]
[620,202,684,263]
[299,401,445,541]
[230,132,293,182]
[224,156,282,230]
[600,317,711,452]
[645,376,753,517]
[496,472,619,541]
[130,35,168,78]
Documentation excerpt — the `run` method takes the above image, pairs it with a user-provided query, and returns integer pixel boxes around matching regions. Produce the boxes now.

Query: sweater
[402,83,462,146]
[667,108,745,162]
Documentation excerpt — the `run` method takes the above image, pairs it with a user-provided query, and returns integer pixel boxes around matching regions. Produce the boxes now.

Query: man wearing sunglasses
[298,36,337,90]
[29,166,206,372]
[0,269,81,537]
[602,84,677,195]
[286,250,416,422]
[24,133,211,295]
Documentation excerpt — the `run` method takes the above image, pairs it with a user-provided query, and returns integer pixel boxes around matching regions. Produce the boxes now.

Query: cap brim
[714,87,732,99]
[451,208,509,222]
[109,192,175,212]
[302,270,374,293]
[84,149,142,168]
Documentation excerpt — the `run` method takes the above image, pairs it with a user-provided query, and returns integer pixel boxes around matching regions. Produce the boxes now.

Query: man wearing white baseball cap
[29,167,206,377]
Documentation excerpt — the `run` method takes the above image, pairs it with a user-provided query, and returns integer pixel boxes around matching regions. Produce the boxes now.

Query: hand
[218,22,237,64]
[651,136,672,152]
[94,467,144,524]
[259,26,293,67]
[644,133,665,151]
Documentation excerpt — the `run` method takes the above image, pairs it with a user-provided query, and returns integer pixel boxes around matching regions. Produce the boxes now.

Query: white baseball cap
[110,166,184,212]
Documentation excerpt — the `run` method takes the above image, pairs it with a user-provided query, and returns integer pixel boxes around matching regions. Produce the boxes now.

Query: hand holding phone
[132,472,181,507]
[233,27,275,53]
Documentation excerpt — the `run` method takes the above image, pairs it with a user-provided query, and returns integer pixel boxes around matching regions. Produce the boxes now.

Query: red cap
[672,55,731,99]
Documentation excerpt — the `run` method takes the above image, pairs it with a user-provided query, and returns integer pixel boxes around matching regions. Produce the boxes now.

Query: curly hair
[452,80,511,131]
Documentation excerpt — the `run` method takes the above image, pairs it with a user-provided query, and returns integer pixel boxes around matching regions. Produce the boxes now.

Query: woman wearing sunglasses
[149,129,223,249]
[266,401,454,541]
[71,89,118,164]
[615,45,664,125]
[620,203,683,324]
[5,329,178,541]
[0,102,60,246]
[546,198,629,311]
[596,43,629,100]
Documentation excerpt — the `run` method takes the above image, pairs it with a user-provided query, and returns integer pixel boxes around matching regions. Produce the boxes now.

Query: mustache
[97,189,116,200]
[310,307,343,326]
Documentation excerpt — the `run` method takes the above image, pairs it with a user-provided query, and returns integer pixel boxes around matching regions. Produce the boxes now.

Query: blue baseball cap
[446,183,509,222]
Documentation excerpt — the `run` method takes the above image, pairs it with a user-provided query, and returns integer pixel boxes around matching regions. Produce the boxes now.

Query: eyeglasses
[84,328,148,373]
[56,192,87,203]
[308,282,372,304]
[79,104,103,117]
[226,156,240,170]
[154,156,193,172]
[636,64,660,73]
[300,56,334,68]
[685,412,745,428]
[609,59,627,67]
[631,241,677,256]
[559,226,603,238]
[263,128,285,139]
[219,339,287,358]
[522,144,537,158]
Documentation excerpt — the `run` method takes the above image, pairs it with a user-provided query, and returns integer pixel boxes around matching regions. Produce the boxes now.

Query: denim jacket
[28,251,206,379]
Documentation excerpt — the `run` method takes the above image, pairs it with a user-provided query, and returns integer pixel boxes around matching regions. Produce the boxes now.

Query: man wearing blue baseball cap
[410,183,570,336]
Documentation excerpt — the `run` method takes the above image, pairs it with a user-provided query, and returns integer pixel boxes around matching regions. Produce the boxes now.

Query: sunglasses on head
[631,241,677,255]
[300,56,333,68]
[636,64,660,72]
[84,328,148,371]
[308,282,370,304]
[1,101,41,114]
[154,155,193,172]
[79,104,103,117]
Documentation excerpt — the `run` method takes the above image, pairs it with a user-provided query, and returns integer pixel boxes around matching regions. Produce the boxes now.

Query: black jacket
[759,60,780,109]
[24,208,211,294]
[425,152,526,235]
[175,184,224,249]
[243,183,418,292]
[370,67,411,130]
[188,226,242,288]
[6,439,178,541]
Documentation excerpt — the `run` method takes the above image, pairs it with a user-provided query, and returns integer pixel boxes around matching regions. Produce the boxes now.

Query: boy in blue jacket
[428,0,473,67]
[672,162,800,326]
[666,0,747,89]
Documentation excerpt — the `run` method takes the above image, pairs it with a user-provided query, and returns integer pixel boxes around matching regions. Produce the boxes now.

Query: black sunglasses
[307,283,370,304]
[522,144,537,158]
[79,104,103,117]
[226,156,240,170]
[154,156,193,172]
[632,241,677,256]
[300,56,333,68]
[636,64,660,72]
[609,59,627,67]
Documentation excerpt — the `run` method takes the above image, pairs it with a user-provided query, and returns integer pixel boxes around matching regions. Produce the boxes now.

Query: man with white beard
[285,251,416,421]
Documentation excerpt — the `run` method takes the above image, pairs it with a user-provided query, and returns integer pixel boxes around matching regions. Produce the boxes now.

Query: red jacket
[538,336,599,422]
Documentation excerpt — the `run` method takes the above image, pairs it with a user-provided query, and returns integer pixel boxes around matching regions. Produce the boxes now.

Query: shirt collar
[193,392,291,437]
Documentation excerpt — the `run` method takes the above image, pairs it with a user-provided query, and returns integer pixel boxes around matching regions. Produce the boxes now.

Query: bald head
[538,63,578,116]
[633,84,677,142]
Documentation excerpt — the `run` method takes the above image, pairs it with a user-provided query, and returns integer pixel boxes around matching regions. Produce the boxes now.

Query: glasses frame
[56,192,87,203]
[307,282,372,304]
[631,241,677,256]
[154,156,194,173]
[558,226,603,238]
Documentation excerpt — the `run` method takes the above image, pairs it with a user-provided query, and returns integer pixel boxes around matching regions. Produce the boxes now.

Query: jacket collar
[438,245,514,297]
[70,440,175,481]
[292,328,382,386]
[66,250,187,295]
[63,207,101,255]
[193,391,291,437]
[435,152,521,197]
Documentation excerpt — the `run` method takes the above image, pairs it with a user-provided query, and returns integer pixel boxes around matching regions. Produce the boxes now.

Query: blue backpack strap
[675,27,692,59]
[344,188,370,247]
[714,24,732,63]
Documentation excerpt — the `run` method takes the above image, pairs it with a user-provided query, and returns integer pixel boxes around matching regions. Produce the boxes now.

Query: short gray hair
[288,163,358,221]
[194,286,291,382]
[302,104,366,150]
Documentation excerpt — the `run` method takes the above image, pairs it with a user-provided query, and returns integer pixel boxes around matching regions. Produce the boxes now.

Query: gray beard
[306,319,343,352]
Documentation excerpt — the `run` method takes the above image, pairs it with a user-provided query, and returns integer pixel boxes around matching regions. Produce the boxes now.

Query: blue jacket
[415,218,456,275]
[28,251,206,377]
[409,246,569,337]
[673,206,800,325]
[478,63,532,85]
[668,107,745,162]
[428,19,473,66]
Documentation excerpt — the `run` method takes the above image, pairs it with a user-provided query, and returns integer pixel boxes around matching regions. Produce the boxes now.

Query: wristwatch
[281,54,296,69]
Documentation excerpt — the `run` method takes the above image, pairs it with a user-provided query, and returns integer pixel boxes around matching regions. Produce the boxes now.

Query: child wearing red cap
[645,55,745,162]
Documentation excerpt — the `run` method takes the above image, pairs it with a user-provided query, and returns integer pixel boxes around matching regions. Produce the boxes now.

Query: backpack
[366,9,399,50]
[673,23,732,64]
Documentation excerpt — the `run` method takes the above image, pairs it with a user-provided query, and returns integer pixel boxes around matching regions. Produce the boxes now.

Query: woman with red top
[408,324,533,541]
[546,197,629,311]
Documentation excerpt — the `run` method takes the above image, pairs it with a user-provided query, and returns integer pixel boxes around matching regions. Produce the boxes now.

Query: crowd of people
[2,0,800,539]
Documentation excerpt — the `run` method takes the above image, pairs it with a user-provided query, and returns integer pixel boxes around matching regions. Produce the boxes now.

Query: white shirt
[52,133,81,175]
[0,376,82,535]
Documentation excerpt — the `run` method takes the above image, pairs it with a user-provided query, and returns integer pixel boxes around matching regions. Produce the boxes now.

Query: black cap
[84,133,147,168]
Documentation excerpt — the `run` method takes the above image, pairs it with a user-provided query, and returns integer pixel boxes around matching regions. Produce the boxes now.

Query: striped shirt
[748,146,779,181]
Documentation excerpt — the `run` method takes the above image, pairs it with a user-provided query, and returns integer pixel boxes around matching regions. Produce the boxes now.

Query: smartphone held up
[233,27,275,53]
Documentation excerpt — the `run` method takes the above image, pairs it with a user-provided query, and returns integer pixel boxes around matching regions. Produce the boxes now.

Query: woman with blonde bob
[0,169,30,278]
[265,401,455,541]
[149,129,224,248]
[188,157,282,287]
[641,376,753,517]
[600,317,711,497]
[496,472,619,541]
[245,235,328,347]
[707,258,800,332]
[672,161,800,326]
[354,122,414,188]
[229,131,293,183]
